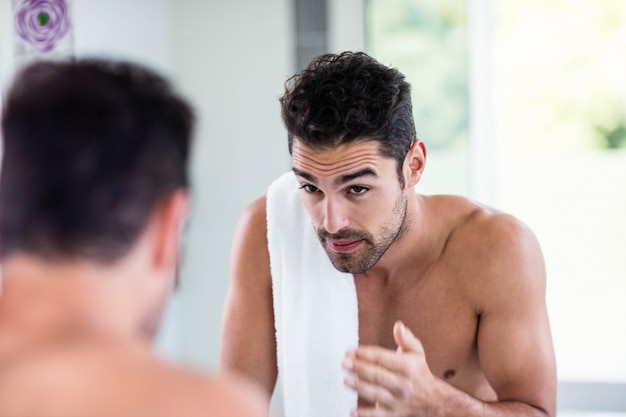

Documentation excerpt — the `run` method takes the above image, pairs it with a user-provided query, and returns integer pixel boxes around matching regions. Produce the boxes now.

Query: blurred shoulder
[0,341,269,417]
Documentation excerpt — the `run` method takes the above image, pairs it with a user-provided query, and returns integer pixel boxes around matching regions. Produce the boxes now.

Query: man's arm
[470,214,556,416]
[343,214,556,417]
[220,196,278,397]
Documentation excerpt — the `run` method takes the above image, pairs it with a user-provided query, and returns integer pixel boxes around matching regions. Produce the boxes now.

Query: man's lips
[326,239,363,253]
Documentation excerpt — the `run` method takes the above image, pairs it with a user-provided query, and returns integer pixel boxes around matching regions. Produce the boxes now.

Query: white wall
[2,0,176,91]
[328,0,365,53]
[171,0,292,371]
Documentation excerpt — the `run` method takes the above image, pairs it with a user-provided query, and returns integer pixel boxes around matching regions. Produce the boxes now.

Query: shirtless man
[0,60,267,417]
[221,52,556,417]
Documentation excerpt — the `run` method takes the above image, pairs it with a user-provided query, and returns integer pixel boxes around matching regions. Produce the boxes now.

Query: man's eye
[349,186,369,195]
[300,184,319,193]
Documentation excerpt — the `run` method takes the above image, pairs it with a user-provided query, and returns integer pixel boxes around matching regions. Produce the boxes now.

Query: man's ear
[153,190,190,271]
[404,139,427,188]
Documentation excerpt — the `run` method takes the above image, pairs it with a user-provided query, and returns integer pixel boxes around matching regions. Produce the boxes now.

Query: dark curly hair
[280,51,416,185]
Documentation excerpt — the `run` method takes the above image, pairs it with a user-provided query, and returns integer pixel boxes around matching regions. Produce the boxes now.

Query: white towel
[267,172,359,417]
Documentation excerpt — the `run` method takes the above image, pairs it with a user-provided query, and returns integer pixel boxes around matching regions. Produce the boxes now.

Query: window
[366,0,626,407]
[492,0,626,383]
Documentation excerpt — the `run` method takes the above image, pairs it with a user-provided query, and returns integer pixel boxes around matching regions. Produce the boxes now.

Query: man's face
[292,139,409,274]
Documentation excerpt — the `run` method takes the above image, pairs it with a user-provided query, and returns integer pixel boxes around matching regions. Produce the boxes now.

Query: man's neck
[357,193,443,285]
[0,254,141,357]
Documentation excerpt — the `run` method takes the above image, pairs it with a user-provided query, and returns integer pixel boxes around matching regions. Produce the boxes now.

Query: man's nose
[322,197,350,234]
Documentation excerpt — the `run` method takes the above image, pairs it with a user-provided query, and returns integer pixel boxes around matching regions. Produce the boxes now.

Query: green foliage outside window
[366,0,468,151]
[495,0,626,152]
[367,0,626,151]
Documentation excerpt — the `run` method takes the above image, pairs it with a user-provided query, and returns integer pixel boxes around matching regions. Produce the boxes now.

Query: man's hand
[342,321,440,417]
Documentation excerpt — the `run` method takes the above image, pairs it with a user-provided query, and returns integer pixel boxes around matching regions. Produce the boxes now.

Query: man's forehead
[291,138,393,179]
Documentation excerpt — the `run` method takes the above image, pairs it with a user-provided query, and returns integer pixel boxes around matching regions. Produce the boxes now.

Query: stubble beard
[317,189,410,274]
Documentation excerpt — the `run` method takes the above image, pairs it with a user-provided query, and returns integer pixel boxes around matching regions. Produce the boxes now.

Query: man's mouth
[326,239,363,253]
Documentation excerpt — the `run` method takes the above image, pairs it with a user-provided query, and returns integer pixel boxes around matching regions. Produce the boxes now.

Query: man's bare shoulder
[231,195,271,279]
[426,194,538,251]
[0,341,268,417]
[239,196,267,231]
[426,195,545,298]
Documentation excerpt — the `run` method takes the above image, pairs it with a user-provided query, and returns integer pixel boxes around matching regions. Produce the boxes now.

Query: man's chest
[355,277,481,381]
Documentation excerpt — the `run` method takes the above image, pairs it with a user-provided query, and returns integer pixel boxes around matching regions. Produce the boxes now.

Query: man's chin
[326,254,371,275]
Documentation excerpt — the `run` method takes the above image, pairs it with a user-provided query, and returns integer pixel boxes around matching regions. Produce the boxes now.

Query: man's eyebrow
[292,167,378,185]
[292,168,317,183]
[337,168,377,185]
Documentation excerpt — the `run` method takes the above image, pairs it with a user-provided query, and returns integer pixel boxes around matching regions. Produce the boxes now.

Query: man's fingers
[344,356,412,399]
[393,321,423,354]
[350,406,390,417]
[343,375,395,410]
[349,323,424,373]
[342,323,431,417]
[350,346,408,374]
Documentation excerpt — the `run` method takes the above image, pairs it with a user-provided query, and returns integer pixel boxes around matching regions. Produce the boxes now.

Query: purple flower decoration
[15,0,71,53]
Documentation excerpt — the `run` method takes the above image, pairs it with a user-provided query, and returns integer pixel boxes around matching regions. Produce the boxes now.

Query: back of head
[1,59,194,263]
[280,51,416,181]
